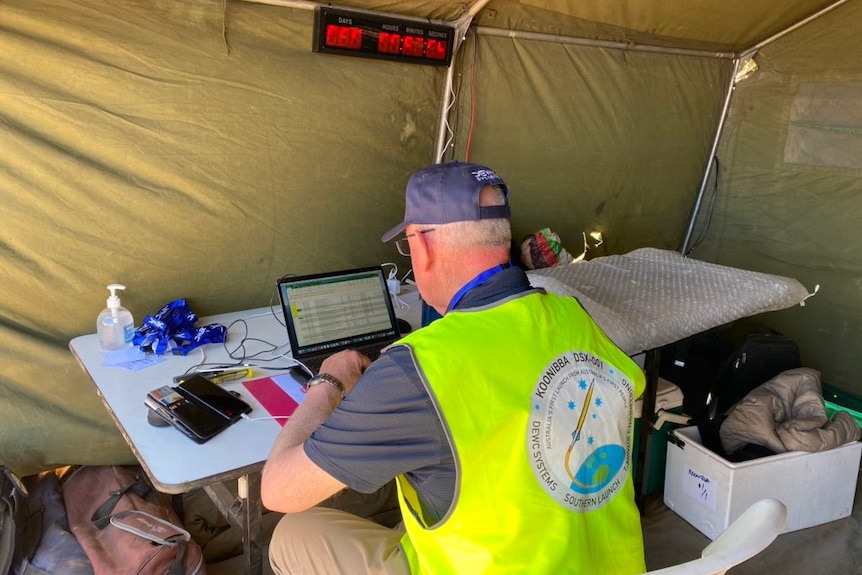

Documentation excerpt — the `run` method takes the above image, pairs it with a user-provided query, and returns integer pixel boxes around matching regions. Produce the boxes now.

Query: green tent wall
[1,0,858,475]
[697,2,862,390]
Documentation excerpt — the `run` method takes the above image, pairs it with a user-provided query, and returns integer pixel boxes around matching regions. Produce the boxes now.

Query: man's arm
[260,351,370,513]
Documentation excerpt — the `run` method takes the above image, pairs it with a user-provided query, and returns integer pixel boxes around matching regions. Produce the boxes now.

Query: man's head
[383,161,513,312]
[381,161,511,243]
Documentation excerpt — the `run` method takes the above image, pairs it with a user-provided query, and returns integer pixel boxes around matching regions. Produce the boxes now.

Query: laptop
[277,266,402,374]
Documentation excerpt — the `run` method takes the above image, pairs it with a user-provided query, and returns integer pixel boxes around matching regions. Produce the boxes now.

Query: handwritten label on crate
[683,466,717,511]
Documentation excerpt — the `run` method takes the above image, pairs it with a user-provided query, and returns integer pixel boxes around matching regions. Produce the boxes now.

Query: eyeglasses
[395,228,435,257]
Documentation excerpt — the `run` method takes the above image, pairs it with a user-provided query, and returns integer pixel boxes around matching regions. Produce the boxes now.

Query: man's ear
[411,228,434,272]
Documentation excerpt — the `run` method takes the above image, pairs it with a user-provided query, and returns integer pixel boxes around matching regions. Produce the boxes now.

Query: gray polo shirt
[304,266,534,525]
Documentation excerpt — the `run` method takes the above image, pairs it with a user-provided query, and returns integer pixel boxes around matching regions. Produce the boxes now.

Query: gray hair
[434,185,511,248]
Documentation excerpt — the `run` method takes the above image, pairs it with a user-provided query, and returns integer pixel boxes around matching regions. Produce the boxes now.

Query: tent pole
[236,0,315,11]
[237,0,735,60]
[432,1,490,163]
[740,0,852,57]
[678,58,740,256]
[679,0,851,255]
[433,65,458,163]
[475,27,734,59]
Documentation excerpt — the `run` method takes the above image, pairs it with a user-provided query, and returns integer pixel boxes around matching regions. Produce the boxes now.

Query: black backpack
[659,328,802,422]
[705,332,802,420]
[659,329,734,421]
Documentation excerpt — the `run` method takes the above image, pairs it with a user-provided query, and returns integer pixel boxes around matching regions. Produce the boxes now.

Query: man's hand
[318,349,372,397]
[261,349,372,513]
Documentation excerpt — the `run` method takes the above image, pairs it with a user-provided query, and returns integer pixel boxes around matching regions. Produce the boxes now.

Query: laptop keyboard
[301,344,384,374]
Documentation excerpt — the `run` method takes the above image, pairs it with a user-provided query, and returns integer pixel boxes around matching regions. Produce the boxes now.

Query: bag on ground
[62,466,204,575]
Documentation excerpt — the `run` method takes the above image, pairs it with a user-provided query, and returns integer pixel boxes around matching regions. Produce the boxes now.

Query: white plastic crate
[664,426,862,540]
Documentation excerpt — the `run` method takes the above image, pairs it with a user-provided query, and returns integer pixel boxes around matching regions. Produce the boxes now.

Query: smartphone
[145,386,231,444]
[175,374,252,422]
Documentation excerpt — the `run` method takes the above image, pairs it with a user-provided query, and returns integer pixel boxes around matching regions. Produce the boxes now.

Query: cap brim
[381,221,407,243]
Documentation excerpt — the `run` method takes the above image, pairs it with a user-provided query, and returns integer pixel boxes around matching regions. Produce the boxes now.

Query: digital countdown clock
[312,7,456,67]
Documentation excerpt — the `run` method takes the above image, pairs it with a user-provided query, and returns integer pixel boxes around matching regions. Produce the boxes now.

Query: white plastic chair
[642,498,787,575]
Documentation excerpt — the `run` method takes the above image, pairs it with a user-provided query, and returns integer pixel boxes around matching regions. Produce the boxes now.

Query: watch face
[306,373,345,399]
[306,375,323,387]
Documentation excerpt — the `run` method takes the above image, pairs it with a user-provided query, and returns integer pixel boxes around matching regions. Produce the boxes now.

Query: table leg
[203,473,264,575]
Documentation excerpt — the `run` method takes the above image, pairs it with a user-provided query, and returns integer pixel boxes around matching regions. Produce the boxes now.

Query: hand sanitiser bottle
[97,284,135,351]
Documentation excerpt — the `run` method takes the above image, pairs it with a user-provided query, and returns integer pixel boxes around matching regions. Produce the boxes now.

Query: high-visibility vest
[393,291,646,575]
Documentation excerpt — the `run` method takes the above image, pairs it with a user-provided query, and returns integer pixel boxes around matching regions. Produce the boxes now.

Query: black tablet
[175,374,252,423]
[145,386,231,444]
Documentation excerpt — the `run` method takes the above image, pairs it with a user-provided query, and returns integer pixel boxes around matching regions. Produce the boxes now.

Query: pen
[209,368,253,384]
[172,368,254,385]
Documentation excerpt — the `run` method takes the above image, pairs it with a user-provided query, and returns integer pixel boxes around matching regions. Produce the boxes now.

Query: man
[261,161,646,574]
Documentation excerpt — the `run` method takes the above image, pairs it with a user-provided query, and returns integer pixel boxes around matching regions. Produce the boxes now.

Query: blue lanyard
[446,263,510,313]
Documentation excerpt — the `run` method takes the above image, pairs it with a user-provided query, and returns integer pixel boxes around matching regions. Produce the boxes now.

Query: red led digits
[315,7,453,65]
[378,32,401,55]
[402,35,425,57]
[325,24,362,50]
[426,38,448,60]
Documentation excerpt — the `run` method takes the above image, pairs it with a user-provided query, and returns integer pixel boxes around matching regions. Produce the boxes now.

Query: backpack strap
[1,481,15,575]
[1,466,28,575]
[109,510,191,575]
[90,473,151,530]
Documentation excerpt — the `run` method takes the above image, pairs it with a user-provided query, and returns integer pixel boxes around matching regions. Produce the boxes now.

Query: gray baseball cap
[381,161,510,242]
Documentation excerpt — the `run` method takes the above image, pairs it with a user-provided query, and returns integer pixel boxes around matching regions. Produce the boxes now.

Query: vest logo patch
[527,351,634,512]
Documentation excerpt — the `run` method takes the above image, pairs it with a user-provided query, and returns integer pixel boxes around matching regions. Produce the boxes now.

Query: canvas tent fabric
[0,0,858,477]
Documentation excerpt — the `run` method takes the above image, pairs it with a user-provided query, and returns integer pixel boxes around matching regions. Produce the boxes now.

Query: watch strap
[305,372,346,400]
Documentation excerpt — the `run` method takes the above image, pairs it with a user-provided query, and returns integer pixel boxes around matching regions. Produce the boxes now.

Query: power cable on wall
[686,156,720,256]
[463,29,479,162]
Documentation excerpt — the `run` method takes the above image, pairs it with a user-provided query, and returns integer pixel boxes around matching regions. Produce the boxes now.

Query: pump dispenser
[97,284,135,351]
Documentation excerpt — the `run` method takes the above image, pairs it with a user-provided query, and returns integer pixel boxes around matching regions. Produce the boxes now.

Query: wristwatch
[304,372,346,400]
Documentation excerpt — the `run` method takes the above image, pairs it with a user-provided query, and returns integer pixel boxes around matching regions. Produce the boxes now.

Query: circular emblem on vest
[527,350,635,512]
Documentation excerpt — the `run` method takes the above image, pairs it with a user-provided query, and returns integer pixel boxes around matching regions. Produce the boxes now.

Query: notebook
[277,266,401,374]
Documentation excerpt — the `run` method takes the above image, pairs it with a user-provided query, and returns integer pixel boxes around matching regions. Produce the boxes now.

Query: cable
[390,292,411,311]
[270,275,292,327]
[381,262,412,310]
[222,319,279,361]
[464,29,479,162]
[241,413,291,422]
[179,314,301,375]
[437,28,472,162]
[175,283,308,375]
[381,262,398,279]
[381,262,402,295]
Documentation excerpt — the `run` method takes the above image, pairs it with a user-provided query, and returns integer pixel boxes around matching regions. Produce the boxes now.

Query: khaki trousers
[268,507,410,575]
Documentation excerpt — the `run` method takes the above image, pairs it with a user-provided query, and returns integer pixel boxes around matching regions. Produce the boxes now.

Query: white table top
[70,298,422,494]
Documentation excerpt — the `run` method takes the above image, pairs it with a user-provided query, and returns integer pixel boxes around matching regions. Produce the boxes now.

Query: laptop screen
[277,267,399,359]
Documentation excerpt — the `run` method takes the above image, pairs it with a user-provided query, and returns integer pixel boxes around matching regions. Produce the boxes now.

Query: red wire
[464,36,478,162]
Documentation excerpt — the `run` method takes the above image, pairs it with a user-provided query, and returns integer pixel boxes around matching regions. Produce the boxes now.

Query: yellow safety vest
[393,291,646,575]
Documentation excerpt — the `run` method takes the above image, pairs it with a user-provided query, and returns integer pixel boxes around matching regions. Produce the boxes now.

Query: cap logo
[471,168,500,183]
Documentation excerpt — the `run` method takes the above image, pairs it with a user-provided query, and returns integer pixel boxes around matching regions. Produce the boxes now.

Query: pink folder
[242,374,306,426]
